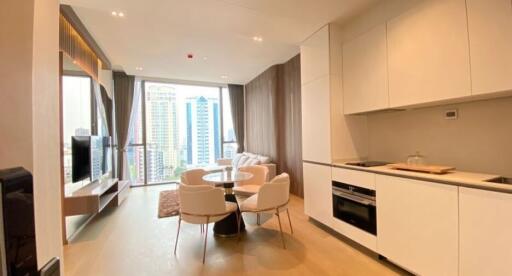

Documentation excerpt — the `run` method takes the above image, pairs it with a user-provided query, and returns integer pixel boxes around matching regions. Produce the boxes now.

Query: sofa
[216,152,276,181]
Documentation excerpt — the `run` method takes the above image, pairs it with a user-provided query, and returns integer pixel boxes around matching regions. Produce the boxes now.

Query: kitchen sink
[485,177,512,185]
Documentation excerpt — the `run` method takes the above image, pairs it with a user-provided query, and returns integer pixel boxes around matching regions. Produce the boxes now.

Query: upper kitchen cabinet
[466,0,512,95]
[301,26,330,85]
[387,0,471,108]
[343,24,389,114]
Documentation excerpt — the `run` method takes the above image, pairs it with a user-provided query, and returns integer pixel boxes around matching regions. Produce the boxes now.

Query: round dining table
[202,170,253,237]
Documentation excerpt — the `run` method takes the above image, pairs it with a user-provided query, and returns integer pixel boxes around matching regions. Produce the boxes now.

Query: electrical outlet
[444,109,458,120]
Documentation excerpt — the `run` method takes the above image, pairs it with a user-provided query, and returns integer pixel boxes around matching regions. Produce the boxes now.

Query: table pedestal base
[213,193,245,237]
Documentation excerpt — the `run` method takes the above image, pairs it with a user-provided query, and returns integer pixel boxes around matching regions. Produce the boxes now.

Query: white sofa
[216,152,276,181]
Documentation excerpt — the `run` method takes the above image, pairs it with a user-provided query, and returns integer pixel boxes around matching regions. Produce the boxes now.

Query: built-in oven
[332,181,376,235]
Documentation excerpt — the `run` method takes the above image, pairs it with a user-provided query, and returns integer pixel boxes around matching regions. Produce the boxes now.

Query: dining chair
[233,165,269,196]
[180,168,207,186]
[175,184,238,263]
[238,173,292,249]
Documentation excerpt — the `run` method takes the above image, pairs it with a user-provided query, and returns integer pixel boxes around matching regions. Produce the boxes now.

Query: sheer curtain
[227,84,245,153]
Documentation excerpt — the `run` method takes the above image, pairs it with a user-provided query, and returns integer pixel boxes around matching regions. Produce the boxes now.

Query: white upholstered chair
[233,165,269,197]
[175,184,238,263]
[180,169,207,186]
[238,173,292,249]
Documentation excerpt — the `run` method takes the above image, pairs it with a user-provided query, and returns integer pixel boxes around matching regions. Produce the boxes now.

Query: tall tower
[185,96,220,166]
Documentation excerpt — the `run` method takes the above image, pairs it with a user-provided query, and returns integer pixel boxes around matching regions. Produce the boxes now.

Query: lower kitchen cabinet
[303,162,332,226]
[459,187,512,276]
[376,175,458,276]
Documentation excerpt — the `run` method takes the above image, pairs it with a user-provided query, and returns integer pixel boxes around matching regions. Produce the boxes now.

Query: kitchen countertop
[332,161,512,194]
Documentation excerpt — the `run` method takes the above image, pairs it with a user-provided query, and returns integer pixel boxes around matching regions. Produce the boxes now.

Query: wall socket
[444,109,458,120]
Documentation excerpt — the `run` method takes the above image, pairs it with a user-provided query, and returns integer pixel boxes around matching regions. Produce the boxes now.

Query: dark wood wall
[245,54,303,197]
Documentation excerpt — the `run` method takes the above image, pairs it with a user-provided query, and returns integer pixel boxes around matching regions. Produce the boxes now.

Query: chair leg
[202,217,209,264]
[276,209,286,249]
[174,216,182,255]
[257,213,260,225]
[286,209,293,235]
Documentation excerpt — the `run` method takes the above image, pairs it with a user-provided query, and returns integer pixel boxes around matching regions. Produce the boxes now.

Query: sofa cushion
[243,158,261,167]
[232,153,243,168]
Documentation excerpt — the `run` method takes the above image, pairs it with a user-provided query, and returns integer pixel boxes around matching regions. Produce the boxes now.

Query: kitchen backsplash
[367,96,512,176]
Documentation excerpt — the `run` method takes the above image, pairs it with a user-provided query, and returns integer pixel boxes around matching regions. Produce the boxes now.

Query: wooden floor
[64,184,408,276]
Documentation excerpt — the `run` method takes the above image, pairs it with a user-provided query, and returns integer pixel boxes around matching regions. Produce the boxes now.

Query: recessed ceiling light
[221,75,228,79]
[111,11,125,17]
[203,57,208,60]
[135,67,143,71]
[252,36,263,42]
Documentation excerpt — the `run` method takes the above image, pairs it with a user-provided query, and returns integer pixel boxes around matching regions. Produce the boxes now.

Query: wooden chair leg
[276,210,286,249]
[203,217,210,264]
[257,213,260,225]
[286,209,293,235]
[174,216,182,255]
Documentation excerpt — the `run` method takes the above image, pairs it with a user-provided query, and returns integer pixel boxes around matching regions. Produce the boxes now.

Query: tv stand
[64,178,130,216]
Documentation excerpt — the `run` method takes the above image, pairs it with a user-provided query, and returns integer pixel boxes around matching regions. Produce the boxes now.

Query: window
[126,81,237,185]
[62,75,92,185]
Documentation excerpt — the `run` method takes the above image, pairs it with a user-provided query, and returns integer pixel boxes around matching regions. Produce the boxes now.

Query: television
[72,136,111,183]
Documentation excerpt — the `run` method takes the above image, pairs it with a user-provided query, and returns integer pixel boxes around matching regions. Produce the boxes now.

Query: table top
[203,171,253,184]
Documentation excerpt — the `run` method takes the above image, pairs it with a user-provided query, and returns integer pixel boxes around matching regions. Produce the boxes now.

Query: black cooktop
[345,161,390,167]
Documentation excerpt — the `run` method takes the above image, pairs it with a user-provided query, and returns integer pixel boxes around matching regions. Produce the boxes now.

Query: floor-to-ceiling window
[127,81,237,186]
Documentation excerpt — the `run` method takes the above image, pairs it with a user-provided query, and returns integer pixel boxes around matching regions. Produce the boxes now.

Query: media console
[64,178,130,216]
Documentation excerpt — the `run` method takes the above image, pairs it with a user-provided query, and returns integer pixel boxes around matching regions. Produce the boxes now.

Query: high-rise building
[145,85,179,180]
[185,96,221,165]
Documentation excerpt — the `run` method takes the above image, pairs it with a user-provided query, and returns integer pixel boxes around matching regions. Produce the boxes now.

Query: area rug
[158,190,180,218]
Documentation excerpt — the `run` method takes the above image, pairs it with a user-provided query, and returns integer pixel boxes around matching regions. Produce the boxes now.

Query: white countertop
[332,161,512,193]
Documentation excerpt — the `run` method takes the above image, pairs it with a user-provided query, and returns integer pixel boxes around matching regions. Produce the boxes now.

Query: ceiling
[61,0,378,84]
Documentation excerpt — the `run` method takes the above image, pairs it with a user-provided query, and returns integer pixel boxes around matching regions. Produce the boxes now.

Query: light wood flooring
[64,184,408,276]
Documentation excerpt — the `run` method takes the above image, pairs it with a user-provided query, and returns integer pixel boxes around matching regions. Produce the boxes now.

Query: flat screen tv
[72,136,109,183]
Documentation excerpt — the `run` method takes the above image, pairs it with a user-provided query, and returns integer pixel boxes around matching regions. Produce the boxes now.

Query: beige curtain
[113,72,135,180]
[244,54,303,197]
[244,65,279,161]
[227,84,245,153]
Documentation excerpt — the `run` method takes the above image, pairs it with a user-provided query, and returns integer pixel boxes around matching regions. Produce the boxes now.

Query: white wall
[367,97,512,176]
[32,0,64,269]
[0,0,63,271]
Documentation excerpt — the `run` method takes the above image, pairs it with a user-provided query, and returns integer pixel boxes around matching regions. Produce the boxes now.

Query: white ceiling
[61,0,378,84]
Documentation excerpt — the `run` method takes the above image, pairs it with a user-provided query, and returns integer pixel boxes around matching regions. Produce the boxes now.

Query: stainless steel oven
[332,181,376,235]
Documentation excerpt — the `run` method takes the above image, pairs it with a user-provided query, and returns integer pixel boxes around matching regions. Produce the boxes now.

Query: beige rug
[158,190,180,218]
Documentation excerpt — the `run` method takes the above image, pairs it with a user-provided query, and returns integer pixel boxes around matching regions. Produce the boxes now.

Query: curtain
[113,71,136,180]
[100,85,113,136]
[244,66,279,161]
[227,84,245,153]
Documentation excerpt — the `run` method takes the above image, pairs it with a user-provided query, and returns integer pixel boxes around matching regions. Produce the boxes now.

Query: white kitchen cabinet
[459,187,512,276]
[466,0,512,95]
[376,175,458,275]
[387,0,471,107]
[343,24,388,114]
[303,162,332,226]
[301,76,331,163]
[300,25,330,85]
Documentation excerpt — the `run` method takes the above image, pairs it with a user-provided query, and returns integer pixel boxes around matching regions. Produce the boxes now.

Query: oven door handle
[333,189,375,206]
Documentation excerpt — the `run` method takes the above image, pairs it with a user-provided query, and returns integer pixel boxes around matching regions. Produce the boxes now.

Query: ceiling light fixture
[252,36,263,42]
[203,57,208,60]
[135,67,143,71]
[111,11,125,17]
[221,75,228,79]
